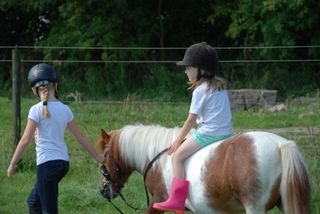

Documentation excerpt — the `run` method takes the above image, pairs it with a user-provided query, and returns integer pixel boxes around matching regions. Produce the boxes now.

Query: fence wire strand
[1,45,320,50]
[1,45,319,63]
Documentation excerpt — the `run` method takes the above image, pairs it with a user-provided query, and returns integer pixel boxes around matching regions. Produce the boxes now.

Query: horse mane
[118,124,182,171]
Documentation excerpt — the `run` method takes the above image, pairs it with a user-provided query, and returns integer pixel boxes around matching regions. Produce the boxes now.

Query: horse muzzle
[99,179,120,200]
[99,165,123,200]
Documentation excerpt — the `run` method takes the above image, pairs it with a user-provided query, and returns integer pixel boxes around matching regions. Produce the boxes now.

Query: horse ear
[101,129,110,139]
[96,129,110,152]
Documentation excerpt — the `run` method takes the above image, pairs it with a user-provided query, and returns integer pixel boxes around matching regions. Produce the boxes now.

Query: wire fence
[1,44,320,49]
[0,45,320,63]
[2,45,319,149]
[1,59,320,63]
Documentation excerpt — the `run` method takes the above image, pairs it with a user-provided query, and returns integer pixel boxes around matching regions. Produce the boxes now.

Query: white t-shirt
[28,101,74,165]
[190,82,232,136]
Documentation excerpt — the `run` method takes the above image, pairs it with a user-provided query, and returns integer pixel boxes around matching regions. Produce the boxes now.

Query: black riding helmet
[28,63,58,87]
[177,42,219,78]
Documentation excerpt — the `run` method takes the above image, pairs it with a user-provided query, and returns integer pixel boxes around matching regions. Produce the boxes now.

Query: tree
[208,0,320,96]
[0,0,319,98]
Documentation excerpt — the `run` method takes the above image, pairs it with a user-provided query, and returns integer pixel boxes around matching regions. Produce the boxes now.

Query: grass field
[0,96,319,213]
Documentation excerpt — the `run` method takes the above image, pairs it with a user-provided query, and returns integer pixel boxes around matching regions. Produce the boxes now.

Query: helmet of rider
[177,42,219,78]
[27,63,59,87]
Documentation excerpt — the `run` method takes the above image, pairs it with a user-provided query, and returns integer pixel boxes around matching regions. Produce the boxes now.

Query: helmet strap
[196,68,202,81]
[35,87,41,100]
[55,90,59,99]
[54,82,59,99]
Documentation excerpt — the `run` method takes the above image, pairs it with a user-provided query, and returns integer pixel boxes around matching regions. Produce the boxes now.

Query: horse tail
[279,140,311,214]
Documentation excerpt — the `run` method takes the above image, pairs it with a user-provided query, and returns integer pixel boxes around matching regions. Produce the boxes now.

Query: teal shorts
[192,131,231,148]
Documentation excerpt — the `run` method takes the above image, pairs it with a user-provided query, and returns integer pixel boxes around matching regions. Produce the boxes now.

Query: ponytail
[188,68,227,92]
[39,85,50,118]
[208,76,227,91]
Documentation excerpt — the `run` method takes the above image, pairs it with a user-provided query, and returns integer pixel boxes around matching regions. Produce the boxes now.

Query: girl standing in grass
[153,42,233,213]
[7,63,104,214]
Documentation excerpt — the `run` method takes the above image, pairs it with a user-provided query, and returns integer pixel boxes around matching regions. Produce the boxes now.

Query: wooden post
[12,47,21,146]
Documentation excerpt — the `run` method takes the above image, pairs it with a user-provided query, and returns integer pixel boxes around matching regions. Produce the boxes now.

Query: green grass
[0,96,319,213]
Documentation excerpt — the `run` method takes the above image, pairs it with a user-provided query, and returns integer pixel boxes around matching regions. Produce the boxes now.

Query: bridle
[99,138,187,213]
[100,163,124,197]
[99,147,169,213]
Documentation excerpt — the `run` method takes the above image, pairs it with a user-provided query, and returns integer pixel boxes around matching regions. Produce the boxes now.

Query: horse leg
[227,135,284,214]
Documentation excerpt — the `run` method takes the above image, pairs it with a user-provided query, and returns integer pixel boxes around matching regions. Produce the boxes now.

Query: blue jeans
[27,160,69,214]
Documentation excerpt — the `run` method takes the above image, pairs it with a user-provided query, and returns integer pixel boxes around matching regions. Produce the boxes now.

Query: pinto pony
[96,124,310,214]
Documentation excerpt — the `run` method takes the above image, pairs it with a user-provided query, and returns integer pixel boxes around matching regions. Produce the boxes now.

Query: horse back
[186,132,282,213]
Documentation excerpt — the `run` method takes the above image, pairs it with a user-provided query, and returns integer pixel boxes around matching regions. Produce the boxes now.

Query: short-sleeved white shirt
[190,82,232,136]
[28,101,74,165]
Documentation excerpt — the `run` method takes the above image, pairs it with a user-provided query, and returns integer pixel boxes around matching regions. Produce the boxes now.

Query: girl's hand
[167,113,196,156]
[7,164,16,177]
[167,140,182,155]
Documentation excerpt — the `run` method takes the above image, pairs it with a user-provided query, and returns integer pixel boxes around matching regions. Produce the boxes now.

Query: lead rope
[107,198,125,214]
[107,193,144,214]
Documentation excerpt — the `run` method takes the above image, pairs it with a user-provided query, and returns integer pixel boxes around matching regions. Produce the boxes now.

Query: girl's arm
[67,120,104,163]
[7,119,37,177]
[167,113,197,155]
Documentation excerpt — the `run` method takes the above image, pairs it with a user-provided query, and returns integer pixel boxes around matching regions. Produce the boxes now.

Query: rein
[142,139,186,206]
[143,147,168,206]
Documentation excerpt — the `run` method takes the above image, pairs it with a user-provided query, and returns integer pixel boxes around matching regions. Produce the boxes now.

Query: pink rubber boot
[153,177,189,213]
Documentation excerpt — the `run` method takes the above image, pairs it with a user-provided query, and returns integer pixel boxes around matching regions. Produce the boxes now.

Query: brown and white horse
[96,124,310,214]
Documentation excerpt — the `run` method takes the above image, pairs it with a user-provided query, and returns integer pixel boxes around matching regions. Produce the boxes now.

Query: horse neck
[118,125,180,173]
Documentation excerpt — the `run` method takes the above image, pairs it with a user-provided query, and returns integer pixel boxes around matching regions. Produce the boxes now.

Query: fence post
[12,46,21,146]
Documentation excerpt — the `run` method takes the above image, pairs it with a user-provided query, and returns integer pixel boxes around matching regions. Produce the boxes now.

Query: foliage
[208,0,320,98]
[0,0,319,99]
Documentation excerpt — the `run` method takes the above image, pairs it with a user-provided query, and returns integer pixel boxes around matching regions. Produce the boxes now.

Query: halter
[99,153,126,199]
[100,147,169,213]
[100,164,123,197]
[100,151,145,213]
